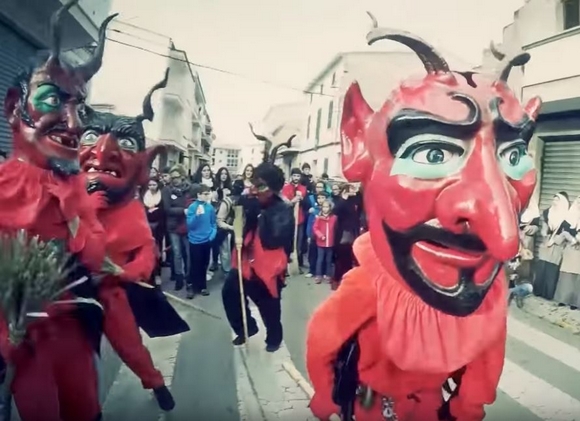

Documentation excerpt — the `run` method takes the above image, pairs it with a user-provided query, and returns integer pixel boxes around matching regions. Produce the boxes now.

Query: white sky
[106,0,525,145]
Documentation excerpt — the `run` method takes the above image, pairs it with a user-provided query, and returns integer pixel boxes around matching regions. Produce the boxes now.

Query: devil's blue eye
[390,134,467,179]
[499,140,533,180]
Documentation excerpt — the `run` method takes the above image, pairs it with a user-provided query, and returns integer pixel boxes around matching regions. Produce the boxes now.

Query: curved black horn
[136,68,170,123]
[498,52,530,83]
[269,134,296,163]
[366,11,450,74]
[248,123,272,163]
[76,13,118,82]
[48,0,79,65]
[489,41,506,61]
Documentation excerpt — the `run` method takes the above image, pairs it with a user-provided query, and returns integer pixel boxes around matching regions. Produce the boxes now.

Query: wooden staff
[232,206,249,347]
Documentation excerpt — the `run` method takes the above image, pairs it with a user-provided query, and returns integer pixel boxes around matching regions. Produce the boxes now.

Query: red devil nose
[436,167,520,262]
[94,134,121,162]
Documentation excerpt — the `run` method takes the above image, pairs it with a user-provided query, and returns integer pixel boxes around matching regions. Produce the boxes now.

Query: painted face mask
[79,70,168,206]
[341,14,542,317]
[3,0,117,177]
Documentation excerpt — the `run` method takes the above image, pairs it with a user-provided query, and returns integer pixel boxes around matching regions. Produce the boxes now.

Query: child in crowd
[306,192,327,278]
[186,184,217,299]
[312,200,337,284]
[506,249,534,308]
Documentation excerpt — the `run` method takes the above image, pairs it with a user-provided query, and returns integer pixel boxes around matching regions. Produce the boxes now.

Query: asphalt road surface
[92,272,580,420]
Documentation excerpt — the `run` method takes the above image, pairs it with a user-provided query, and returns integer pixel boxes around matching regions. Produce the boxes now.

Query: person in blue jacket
[186,183,217,299]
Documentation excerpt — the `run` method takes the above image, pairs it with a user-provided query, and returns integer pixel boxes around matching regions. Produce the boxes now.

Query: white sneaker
[206,272,213,281]
[305,273,313,278]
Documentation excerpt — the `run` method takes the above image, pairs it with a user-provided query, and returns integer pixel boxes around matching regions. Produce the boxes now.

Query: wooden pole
[232,206,249,347]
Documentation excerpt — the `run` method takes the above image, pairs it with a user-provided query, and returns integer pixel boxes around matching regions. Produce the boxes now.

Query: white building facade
[211,144,241,175]
[88,22,213,175]
[0,0,112,152]
[500,0,580,213]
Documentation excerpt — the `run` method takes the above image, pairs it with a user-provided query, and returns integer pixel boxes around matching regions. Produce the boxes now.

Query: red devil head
[343,13,542,317]
[4,0,117,177]
[79,70,168,207]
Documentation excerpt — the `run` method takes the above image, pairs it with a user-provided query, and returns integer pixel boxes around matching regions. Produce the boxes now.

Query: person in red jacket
[282,168,308,272]
[312,200,338,284]
[221,149,294,352]
[306,14,542,421]
[0,2,115,420]
[79,70,189,411]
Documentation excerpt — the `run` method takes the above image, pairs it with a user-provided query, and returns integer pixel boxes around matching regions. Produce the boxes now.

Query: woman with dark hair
[215,167,233,199]
[233,163,254,198]
[143,177,165,284]
[332,183,362,290]
[192,163,215,190]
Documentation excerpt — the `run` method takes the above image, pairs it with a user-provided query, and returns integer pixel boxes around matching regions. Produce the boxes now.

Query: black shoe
[153,386,175,411]
[209,263,218,272]
[174,277,184,291]
[265,343,281,353]
[201,289,209,296]
[232,326,259,346]
[186,286,194,299]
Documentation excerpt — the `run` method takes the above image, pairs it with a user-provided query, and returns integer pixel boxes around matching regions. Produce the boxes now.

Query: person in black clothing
[232,163,255,199]
[222,161,294,353]
[332,183,362,289]
[143,176,165,284]
[300,162,315,194]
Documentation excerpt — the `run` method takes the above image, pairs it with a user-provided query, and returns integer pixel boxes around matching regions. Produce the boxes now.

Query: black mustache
[400,223,486,252]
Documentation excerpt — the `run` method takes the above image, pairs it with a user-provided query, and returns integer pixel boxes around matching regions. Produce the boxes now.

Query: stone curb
[163,292,223,320]
[282,361,314,399]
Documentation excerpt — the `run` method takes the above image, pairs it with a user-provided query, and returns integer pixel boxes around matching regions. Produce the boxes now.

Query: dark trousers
[334,243,355,282]
[296,224,305,267]
[188,241,211,292]
[308,239,318,275]
[150,225,164,278]
[316,246,333,277]
[221,269,283,347]
[211,236,221,266]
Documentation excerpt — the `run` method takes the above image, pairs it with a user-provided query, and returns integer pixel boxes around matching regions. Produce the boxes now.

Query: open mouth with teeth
[85,165,121,178]
[48,133,79,149]
[383,221,500,316]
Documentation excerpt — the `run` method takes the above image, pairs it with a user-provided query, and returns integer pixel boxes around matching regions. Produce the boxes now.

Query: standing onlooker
[330,183,340,201]
[143,177,165,285]
[233,164,254,198]
[300,163,315,194]
[213,167,233,272]
[313,200,337,284]
[305,189,326,278]
[320,173,332,196]
[282,168,308,273]
[162,165,191,291]
[192,163,219,271]
[533,192,569,300]
[186,184,217,299]
[554,195,580,309]
[332,183,362,290]
[216,189,235,275]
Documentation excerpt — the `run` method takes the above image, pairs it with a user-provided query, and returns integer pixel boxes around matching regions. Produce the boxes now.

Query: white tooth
[112,172,118,177]
[88,168,96,173]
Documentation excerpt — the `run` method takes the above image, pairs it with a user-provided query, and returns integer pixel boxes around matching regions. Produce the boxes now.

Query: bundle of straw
[0,230,73,421]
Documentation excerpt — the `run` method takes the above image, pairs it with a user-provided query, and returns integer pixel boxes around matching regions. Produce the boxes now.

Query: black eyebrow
[114,123,141,138]
[386,93,481,155]
[489,98,535,143]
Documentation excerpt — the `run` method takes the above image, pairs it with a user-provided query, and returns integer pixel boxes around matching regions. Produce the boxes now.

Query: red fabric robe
[307,233,507,421]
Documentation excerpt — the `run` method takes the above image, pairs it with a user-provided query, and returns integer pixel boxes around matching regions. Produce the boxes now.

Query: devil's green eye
[32,84,64,114]
[498,140,533,180]
[390,134,467,179]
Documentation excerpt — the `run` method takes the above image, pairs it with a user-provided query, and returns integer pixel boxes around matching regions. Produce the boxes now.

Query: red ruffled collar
[354,232,507,373]
[0,159,83,231]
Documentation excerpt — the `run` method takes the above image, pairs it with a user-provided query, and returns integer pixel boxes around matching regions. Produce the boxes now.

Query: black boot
[174,274,184,291]
[186,285,195,299]
[232,325,259,346]
[153,385,175,411]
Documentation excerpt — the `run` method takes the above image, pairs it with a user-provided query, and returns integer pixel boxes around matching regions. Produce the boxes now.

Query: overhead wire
[104,28,336,98]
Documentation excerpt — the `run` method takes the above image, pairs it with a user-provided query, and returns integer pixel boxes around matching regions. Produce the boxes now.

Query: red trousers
[12,316,100,421]
[99,286,164,389]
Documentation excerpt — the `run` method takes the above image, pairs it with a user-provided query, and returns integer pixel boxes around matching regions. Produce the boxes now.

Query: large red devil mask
[3,0,117,177]
[343,14,542,317]
[79,70,168,207]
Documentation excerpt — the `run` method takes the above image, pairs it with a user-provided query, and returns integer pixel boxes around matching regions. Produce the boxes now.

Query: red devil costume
[222,137,295,352]
[306,13,542,421]
[79,70,189,411]
[0,2,116,420]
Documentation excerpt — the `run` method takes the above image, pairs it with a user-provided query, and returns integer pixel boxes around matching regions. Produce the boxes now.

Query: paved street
[96,272,580,421]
